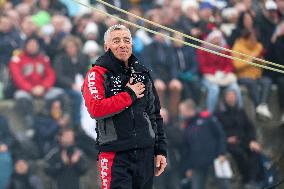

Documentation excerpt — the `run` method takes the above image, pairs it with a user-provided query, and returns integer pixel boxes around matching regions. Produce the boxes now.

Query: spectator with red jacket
[197,30,242,113]
[9,36,68,127]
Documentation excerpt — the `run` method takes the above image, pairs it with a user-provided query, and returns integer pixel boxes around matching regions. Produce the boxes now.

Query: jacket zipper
[130,107,138,148]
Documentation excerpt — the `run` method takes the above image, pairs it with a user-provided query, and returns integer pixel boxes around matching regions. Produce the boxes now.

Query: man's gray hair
[104,24,132,43]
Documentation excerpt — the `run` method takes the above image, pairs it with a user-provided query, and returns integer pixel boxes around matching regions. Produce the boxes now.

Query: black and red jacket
[82,50,167,157]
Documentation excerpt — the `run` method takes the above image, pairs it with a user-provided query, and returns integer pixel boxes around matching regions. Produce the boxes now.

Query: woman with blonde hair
[53,35,90,127]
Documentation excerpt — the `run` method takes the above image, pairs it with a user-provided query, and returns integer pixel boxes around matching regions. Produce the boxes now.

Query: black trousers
[228,144,262,183]
[98,148,154,189]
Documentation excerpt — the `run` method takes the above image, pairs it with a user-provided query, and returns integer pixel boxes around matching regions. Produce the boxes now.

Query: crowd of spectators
[0,0,284,189]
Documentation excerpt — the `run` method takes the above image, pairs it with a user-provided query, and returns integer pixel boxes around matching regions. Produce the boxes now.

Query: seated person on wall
[232,11,273,120]
[217,89,264,188]
[33,98,70,157]
[0,115,14,189]
[53,35,90,127]
[266,21,284,123]
[44,128,88,189]
[179,99,230,189]
[197,29,242,114]
[171,31,201,104]
[9,35,70,127]
[8,157,44,189]
[142,31,182,119]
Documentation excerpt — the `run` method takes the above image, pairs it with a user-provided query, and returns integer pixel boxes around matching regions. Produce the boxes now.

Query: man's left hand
[155,155,167,176]
[249,141,261,152]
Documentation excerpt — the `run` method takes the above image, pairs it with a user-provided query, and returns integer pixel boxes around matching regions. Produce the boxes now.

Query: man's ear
[104,43,109,52]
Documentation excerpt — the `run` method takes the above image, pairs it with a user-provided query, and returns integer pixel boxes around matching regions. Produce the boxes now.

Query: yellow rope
[73,0,284,74]
[95,0,284,70]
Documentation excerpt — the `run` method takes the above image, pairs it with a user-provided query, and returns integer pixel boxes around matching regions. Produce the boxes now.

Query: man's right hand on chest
[126,78,145,99]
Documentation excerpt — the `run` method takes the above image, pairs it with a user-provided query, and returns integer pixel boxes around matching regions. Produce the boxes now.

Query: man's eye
[124,39,130,44]
[114,40,119,44]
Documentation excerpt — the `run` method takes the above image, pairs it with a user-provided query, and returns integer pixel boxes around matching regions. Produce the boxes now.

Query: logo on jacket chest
[109,75,123,95]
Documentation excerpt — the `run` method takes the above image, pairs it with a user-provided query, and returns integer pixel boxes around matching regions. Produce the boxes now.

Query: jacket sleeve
[232,42,251,71]
[146,77,167,157]
[41,56,56,89]
[242,110,256,142]
[53,55,74,88]
[73,150,88,176]
[197,50,215,74]
[210,116,226,155]
[189,48,199,75]
[0,116,15,148]
[44,148,65,177]
[222,49,234,73]
[9,56,33,92]
[82,66,137,120]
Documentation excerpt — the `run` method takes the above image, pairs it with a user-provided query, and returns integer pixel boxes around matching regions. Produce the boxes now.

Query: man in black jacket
[179,99,229,189]
[217,89,263,187]
[141,31,181,119]
[44,128,88,189]
[82,24,167,189]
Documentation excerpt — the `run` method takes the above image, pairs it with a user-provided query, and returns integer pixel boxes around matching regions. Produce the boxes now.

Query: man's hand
[218,155,226,163]
[126,79,145,99]
[155,155,167,176]
[71,150,81,164]
[61,150,70,165]
[72,83,81,91]
[31,85,45,97]
[249,141,261,153]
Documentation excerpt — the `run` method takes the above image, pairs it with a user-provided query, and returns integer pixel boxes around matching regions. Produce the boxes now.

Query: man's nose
[119,41,127,48]
[119,43,126,49]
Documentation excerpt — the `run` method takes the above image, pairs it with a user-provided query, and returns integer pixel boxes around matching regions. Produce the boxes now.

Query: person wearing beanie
[82,40,101,66]
[197,29,243,113]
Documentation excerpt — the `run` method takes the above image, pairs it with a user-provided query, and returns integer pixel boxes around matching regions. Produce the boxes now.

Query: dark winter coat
[183,112,226,169]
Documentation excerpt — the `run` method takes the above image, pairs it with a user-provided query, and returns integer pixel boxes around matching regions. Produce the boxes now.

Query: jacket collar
[95,49,141,74]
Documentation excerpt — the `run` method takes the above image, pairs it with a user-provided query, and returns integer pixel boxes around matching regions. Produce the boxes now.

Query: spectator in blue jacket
[171,31,201,104]
[179,99,229,189]
[142,32,181,119]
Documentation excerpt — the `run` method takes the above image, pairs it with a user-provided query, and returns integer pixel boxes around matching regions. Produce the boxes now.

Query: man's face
[225,90,237,107]
[0,16,13,33]
[104,29,132,62]
[60,130,75,147]
[15,160,29,175]
[65,41,78,57]
[179,104,196,119]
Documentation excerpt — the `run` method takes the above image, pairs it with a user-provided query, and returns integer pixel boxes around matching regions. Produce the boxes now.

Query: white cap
[265,0,277,10]
[83,22,99,37]
[182,0,199,13]
[41,24,55,36]
[221,7,238,20]
[83,40,100,54]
